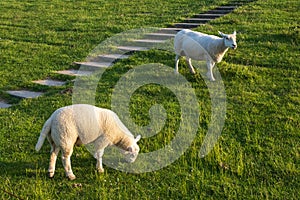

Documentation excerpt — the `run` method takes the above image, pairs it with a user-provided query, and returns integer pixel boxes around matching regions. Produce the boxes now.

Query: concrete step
[56,69,93,76]
[192,13,224,19]
[73,61,112,68]
[156,28,183,34]
[132,39,167,47]
[206,9,233,14]
[0,101,12,108]
[173,22,204,29]
[144,33,175,40]
[205,6,237,15]
[133,39,167,44]
[32,79,66,86]
[117,46,148,52]
[132,39,168,48]
[91,54,130,63]
[184,18,213,23]
[215,6,237,10]
[7,90,44,98]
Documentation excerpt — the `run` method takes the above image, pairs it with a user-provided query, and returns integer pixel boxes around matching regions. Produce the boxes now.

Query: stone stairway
[1,0,255,108]
[174,6,237,28]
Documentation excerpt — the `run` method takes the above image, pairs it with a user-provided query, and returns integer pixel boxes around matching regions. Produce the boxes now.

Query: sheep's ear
[135,135,141,142]
[233,31,237,35]
[218,31,226,37]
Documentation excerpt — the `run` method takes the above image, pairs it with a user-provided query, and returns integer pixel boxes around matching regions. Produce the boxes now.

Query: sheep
[35,104,141,180]
[174,29,237,81]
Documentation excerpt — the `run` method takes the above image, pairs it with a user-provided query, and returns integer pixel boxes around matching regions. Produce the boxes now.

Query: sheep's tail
[35,117,52,151]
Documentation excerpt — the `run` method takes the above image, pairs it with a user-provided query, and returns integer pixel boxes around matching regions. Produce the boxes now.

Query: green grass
[0,0,299,199]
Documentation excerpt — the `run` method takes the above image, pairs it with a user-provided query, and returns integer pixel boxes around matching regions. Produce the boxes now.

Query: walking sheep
[35,104,141,180]
[174,29,237,81]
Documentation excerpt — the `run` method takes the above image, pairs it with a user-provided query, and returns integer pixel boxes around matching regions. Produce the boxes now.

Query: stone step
[144,33,175,40]
[206,9,233,14]
[215,6,237,10]
[56,69,93,76]
[32,79,66,86]
[156,28,183,34]
[184,18,213,23]
[192,13,224,19]
[7,90,44,98]
[132,39,168,48]
[0,101,12,108]
[90,54,129,63]
[117,46,148,52]
[133,39,167,44]
[133,39,166,47]
[73,61,112,68]
[173,22,204,29]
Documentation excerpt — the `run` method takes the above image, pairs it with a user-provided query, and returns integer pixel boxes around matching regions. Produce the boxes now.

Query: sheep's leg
[206,60,216,81]
[175,55,180,74]
[186,57,196,74]
[61,148,76,180]
[48,144,60,178]
[95,149,104,173]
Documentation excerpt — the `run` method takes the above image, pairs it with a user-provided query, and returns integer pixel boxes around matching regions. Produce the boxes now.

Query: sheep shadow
[0,148,99,180]
[0,160,36,178]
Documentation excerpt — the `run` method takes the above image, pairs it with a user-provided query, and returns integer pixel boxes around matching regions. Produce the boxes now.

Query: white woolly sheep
[35,104,141,180]
[174,29,237,81]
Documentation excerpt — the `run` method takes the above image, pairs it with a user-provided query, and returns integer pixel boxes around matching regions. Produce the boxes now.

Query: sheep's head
[122,135,141,163]
[219,31,237,50]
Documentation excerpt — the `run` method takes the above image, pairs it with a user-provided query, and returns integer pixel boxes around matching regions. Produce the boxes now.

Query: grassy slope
[0,0,223,91]
[194,0,300,198]
[0,0,299,199]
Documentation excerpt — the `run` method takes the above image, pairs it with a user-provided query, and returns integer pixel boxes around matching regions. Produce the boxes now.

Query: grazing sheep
[35,104,141,180]
[174,29,237,81]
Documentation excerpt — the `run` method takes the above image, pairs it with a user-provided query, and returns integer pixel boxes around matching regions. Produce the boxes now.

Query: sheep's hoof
[189,69,196,74]
[97,168,104,173]
[206,72,215,81]
[48,172,55,179]
[67,174,76,180]
[66,172,76,180]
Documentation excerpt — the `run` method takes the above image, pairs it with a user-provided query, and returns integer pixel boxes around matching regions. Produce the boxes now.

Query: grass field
[0,0,299,199]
